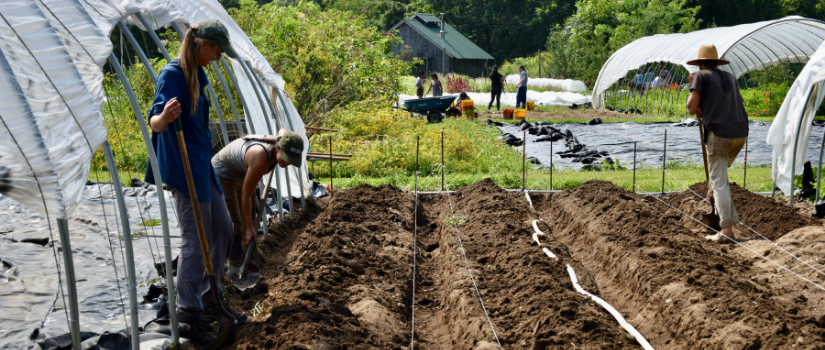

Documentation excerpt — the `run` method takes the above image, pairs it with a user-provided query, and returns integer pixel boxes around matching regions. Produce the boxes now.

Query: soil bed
[540,180,825,349]
[660,182,821,240]
[416,179,640,349]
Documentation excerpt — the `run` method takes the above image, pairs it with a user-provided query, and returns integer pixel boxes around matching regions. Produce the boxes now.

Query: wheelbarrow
[396,95,458,123]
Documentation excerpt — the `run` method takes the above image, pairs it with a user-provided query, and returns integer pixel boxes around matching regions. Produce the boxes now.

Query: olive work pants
[219,177,261,273]
[705,131,747,228]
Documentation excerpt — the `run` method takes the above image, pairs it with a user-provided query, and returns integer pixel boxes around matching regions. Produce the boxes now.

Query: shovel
[236,167,276,289]
[696,114,721,231]
[172,119,237,324]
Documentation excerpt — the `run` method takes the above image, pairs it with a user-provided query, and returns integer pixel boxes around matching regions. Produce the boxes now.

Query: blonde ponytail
[178,27,205,114]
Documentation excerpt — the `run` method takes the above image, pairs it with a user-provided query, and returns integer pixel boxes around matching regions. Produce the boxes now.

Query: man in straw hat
[686,44,749,243]
[211,128,304,291]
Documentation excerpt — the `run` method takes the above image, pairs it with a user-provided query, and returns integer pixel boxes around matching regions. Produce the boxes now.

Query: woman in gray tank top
[210,129,304,288]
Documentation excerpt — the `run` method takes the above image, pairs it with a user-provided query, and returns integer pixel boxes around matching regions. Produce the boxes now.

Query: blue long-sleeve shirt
[144,59,222,201]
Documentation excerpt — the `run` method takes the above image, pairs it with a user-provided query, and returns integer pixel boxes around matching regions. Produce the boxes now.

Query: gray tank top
[212,137,277,182]
[432,80,442,96]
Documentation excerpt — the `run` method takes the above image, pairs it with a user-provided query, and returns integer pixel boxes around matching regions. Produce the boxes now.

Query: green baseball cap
[278,131,304,168]
[193,19,238,59]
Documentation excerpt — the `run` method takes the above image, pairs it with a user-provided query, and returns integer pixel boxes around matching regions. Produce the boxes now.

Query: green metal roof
[398,14,494,60]
[412,13,441,25]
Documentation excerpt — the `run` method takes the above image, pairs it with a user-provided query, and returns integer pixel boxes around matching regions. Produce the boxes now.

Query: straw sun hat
[686,44,730,66]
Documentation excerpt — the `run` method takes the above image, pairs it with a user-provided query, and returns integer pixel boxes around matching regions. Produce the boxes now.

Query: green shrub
[229,0,413,125]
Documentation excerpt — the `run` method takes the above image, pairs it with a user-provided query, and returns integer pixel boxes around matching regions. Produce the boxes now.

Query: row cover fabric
[0,0,125,219]
[504,75,587,93]
[768,40,825,196]
[591,16,825,109]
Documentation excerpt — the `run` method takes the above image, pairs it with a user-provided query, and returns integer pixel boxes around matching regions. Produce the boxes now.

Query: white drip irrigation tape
[635,183,825,293]
[664,171,825,279]
[529,213,645,346]
[531,220,544,245]
[566,265,655,350]
[444,184,502,348]
[524,190,533,209]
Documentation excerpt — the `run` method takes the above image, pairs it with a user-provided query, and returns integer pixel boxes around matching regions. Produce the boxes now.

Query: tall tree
[423,0,578,63]
[545,0,700,82]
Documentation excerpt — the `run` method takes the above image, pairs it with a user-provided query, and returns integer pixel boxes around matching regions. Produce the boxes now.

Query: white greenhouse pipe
[108,53,180,347]
[103,141,141,350]
[56,219,82,350]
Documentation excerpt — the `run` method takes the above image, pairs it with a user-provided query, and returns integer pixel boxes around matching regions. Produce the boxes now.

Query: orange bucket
[502,109,514,120]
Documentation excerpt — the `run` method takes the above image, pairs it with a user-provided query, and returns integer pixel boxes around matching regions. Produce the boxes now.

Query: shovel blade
[701,212,721,231]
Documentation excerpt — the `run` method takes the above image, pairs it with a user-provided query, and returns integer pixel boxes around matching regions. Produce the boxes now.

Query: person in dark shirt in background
[488,65,503,111]
[686,44,749,244]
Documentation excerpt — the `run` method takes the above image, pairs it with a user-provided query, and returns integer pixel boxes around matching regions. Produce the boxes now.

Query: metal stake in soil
[550,141,553,191]
[744,140,748,190]
[522,130,526,191]
[329,135,333,197]
[633,142,637,193]
[441,130,445,192]
[662,130,667,194]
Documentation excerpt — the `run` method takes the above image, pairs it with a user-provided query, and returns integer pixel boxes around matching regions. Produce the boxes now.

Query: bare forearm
[150,115,170,133]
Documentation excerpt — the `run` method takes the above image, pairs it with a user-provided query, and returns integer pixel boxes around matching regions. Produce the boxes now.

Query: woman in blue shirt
[146,19,245,344]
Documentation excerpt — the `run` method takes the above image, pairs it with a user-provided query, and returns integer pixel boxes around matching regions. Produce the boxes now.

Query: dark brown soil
[189,179,825,350]
[660,182,821,240]
[540,180,825,349]
[226,184,417,349]
[415,179,640,349]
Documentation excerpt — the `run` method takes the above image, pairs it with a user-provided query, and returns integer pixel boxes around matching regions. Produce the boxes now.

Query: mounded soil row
[230,184,417,349]
[218,180,647,349]
[415,179,641,349]
[660,182,821,240]
[540,180,825,349]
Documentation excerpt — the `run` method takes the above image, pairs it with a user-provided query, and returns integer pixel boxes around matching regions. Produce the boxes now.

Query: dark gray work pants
[171,177,233,323]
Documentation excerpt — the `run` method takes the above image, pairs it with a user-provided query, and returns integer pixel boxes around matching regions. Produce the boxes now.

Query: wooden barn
[390,13,494,78]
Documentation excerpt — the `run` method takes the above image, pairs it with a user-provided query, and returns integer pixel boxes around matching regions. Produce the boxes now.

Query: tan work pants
[705,131,747,228]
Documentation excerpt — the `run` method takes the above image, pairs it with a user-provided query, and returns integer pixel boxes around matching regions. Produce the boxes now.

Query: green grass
[89,168,134,187]
[323,167,773,193]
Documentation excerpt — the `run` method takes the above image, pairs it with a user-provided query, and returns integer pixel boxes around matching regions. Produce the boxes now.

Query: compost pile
[209,179,825,349]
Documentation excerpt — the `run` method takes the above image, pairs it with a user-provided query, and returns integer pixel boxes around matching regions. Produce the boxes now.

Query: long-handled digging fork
[696,113,721,231]
[172,118,238,325]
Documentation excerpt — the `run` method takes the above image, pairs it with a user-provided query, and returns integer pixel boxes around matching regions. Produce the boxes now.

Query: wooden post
[661,130,667,194]
[522,130,527,191]
[633,141,637,193]
[441,131,445,191]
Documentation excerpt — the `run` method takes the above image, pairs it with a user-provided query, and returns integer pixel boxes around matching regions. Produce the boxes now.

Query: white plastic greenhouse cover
[767,40,825,196]
[591,16,825,109]
[504,75,587,93]
[0,0,129,219]
[0,0,311,221]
